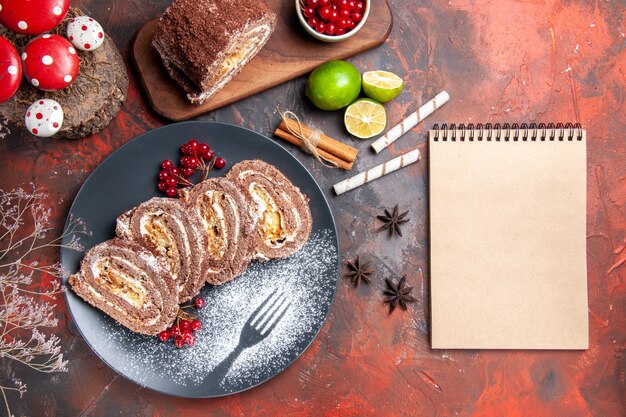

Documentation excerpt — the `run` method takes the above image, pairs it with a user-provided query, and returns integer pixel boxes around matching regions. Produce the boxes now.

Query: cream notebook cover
[429,124,588,349]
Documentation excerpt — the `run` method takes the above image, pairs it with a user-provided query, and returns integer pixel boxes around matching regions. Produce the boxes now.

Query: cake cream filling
[139,211,189,289]
[91,256,149,309]
[199,191,230,259]
[248,182,297,247]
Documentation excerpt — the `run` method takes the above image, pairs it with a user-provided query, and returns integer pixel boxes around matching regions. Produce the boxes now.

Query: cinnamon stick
[274,128,354,170]
[278,119,358,163]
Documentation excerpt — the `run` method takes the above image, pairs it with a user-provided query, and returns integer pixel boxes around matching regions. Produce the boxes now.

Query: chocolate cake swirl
[152,0,277,104]
[115,197,206,302]
[179,178,253,285]
[68,238,179,335]
[227,160,313,260]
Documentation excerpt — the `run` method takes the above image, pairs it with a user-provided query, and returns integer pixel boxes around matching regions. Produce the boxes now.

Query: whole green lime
[305,60,361,111]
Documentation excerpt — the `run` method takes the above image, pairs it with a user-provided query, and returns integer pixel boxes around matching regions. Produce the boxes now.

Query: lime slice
[344,98,387,139]
[362,70,404,103]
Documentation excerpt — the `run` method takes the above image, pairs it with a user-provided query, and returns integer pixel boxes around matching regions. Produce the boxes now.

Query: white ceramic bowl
[295,0,370,43]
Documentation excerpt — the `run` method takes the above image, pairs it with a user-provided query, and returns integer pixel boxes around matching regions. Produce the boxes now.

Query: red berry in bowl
[319,6,332,20]
[191,319,202,331]
[308,0,320,7]
[161,159,173,170]
[352,11,363,23]
[356,1,364,12]
[157,181,167,192]
[339,8,351,18]
[315,22,326,33]
[174,336,185,349]
[158,330,171,342]
[336,27,346,35]
[338,0,349,9]
[319,0,330,6]
[214,157,226,169]
[329,9,339,22]
[307,17,318,28]
[194,296,206,309]
[303,6,315,18]
[325,23,337,35]
[347,0,357,11]
[165,187,177,197]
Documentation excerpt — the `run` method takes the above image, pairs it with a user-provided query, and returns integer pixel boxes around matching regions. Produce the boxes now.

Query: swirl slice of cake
[152,0,277,105]
[179,178,253,285]
[227,160,312,261]
[115,197,207,302]
[68,238,179,335]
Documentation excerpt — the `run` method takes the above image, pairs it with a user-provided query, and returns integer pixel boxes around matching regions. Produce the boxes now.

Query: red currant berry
[187,140,199,155]
[158,170,171,181]
[214,157,226,169]
[346,18,355,29]
[356,1,364,12]
[194,296,206,309]
[165,187,177,197]
[202,150,214,161]
[174,336,185,349]
[302,6,315,18]
[352,11,363,23]
[180,144,191,155]
[198,143,210,155]
[180,320,192,332]
[319,0,330,6]
[337,17,350,28]
[158,330,171,342]
[329,9,339,21]
[158,181,167,192]
[315,21,326,33]
[170,167,180,177]
[330,3,338,11]
[307,0,320,7]
[170,324,181,337]
[184,334,196,346]
[161,160,174,170]
[191,319,202,331]
[165,177,177,188]
[181,167,195,177]
[187,156,200,168]
[336,27,347,35]
[181,329,193,340]
[338,0,349,8]
[180,156,189,167]
[307,17,319,28]
[319,6,332,20]
[347,0,357,10]
[339,8,351,18]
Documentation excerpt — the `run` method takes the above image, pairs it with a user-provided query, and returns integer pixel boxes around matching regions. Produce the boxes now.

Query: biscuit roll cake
[115,197,207,302]
[227,160,312,261]
[152,0,277,104]
[180,178,253,286]
[68,239,179,335]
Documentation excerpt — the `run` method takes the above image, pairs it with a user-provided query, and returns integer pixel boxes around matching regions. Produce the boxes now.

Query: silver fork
[207,290,291,383]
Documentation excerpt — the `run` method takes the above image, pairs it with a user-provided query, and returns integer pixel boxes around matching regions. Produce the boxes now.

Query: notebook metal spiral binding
[431,123,583,141]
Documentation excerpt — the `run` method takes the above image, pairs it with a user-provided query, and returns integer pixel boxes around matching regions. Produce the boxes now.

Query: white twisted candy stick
[333,148,421,195]
[371,91,450,154]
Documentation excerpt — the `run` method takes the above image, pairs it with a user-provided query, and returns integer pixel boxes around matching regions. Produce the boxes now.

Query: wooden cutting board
[132,0,393,121]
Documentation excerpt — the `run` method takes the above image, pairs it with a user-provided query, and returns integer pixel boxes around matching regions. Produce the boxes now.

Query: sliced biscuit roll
[115,197,206,302]
[68,238,179,336]
[180,178,252,285]
[226,160,312,260]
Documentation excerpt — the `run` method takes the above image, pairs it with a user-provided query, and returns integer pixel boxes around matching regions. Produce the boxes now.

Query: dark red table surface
[1,1,624,416]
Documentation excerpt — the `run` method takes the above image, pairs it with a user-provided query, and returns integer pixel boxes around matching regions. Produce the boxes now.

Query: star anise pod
[344,256,374,287]
[383,275,417,313]
[376,204,410,237]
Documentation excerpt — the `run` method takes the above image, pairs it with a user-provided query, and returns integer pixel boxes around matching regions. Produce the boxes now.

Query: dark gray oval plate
[61,121,339,398]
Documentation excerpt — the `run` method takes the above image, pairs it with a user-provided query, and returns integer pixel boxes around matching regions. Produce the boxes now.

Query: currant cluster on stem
[157,296,206,348]
[301,0,366,36]
[157,139,227,197]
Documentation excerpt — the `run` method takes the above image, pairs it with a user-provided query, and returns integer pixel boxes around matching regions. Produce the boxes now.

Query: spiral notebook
[429,124,588,349]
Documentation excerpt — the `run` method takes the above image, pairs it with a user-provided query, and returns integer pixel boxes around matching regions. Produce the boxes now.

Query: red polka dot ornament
[0,0,69,35]
[24,99,64,137]
[21,34,79,91]
[0,35,21,103]
[66,15,104,51]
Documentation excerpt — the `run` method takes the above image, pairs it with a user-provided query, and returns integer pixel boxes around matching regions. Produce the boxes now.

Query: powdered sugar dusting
[93,229,338,394]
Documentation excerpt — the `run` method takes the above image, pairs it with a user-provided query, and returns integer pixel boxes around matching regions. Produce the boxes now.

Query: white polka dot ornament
[24,99,64,137]
[21,34,79,91]
[0,0,69,35]
[67,15,105,51]
[0,35,21,103]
